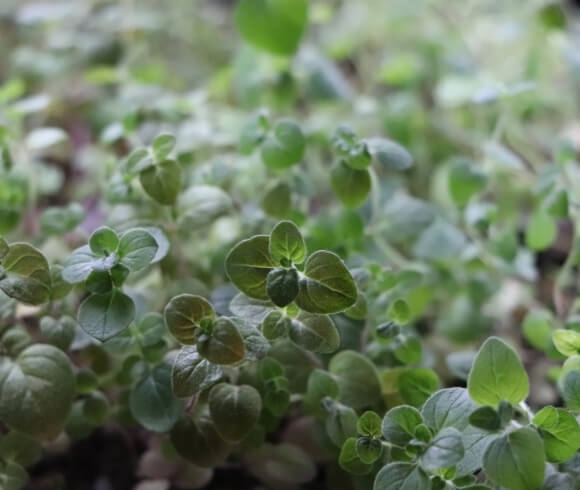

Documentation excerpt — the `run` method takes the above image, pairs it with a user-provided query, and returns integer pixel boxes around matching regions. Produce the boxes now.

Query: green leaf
[330,160,371,208]
[0,461,29,490]
[373,462,430,490]
[171,346,223,398]
[393,336,422,365]
[164,294,215,344]
[77,289,136,341]
[40,202,84,235]
[140,159,181,205]
[483,427,545,490]
[239,112,269,154]
[232,317,270,361]
[124,147,153,174]
[357,411,382,438]
[262,181,292,218]
[467,337,529,407]
[526,209,557,251]
[226,235,275,300]
[522,310,553,351]
[553,329,580,357]
[197,317,245,365]
[39,315,76,351]
[455,427,498,477]
[366,138,413,170]
[62,245,117,284]
[339,437,373,475]
[420,427,464,471]
[261,120,305,169]
[89,226,119,255]
[209,383,262,443]
[152,133,176,160]
[129,363,183,432]
[0,431,42,467]
[413,219,467,261]
[176,185,233,228]
[329,350,381,409]
[304,369,340,418]
[381,405,423,447]
[234,0,308,56]
[534,406,580,462]
[0,243,51,305]
[421,388,477,433]
[230,293,275,327]
[288,312,339,353]
[269,220,306,265]
[468,406,501,431]
[295,250,357,314]
[398,368,440,407]
[563,370,580,410]
[117,228,158,271]
[448,159,488,207]
[262,311,289,340]
[171,411,232,467]
[83,391,109,425]
[356,437,383,465]
[266,267,299,307]
[326,402,358,447]
[0,344,74,440]
[85,270,112,294]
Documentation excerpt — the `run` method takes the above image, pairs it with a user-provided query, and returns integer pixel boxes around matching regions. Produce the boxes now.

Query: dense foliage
[1,0,580,489]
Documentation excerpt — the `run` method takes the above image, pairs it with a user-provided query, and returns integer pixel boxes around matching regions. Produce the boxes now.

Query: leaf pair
[123,133,181,205]
[63,226,164,341]
[225,220,357,314]
[164,294,269,365]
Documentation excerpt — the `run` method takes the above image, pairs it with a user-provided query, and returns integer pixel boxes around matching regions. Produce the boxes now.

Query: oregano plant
[1,0,580,489]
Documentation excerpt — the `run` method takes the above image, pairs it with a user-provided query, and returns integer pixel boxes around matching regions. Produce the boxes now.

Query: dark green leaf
[420,427,464,471]
[329,350,381,409]
[339,437,373,475]
[0,243,51,305]
[0,344,74,440]
[225,235,275,300]
[469,406,501,431]
[209,383,262,442]
[172,346,223,398]
[288,312,339,353]
[140,159,181,205]
[483,427,545,490]
[164,294,215,344]
[197,317,245,365]
[78,289,135,341]
[373,462,430,490]
[117,228,158,271]
[266,267,299,307]
[129,363,182,432]
[171,410,232,467]
[295,250,357,314]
